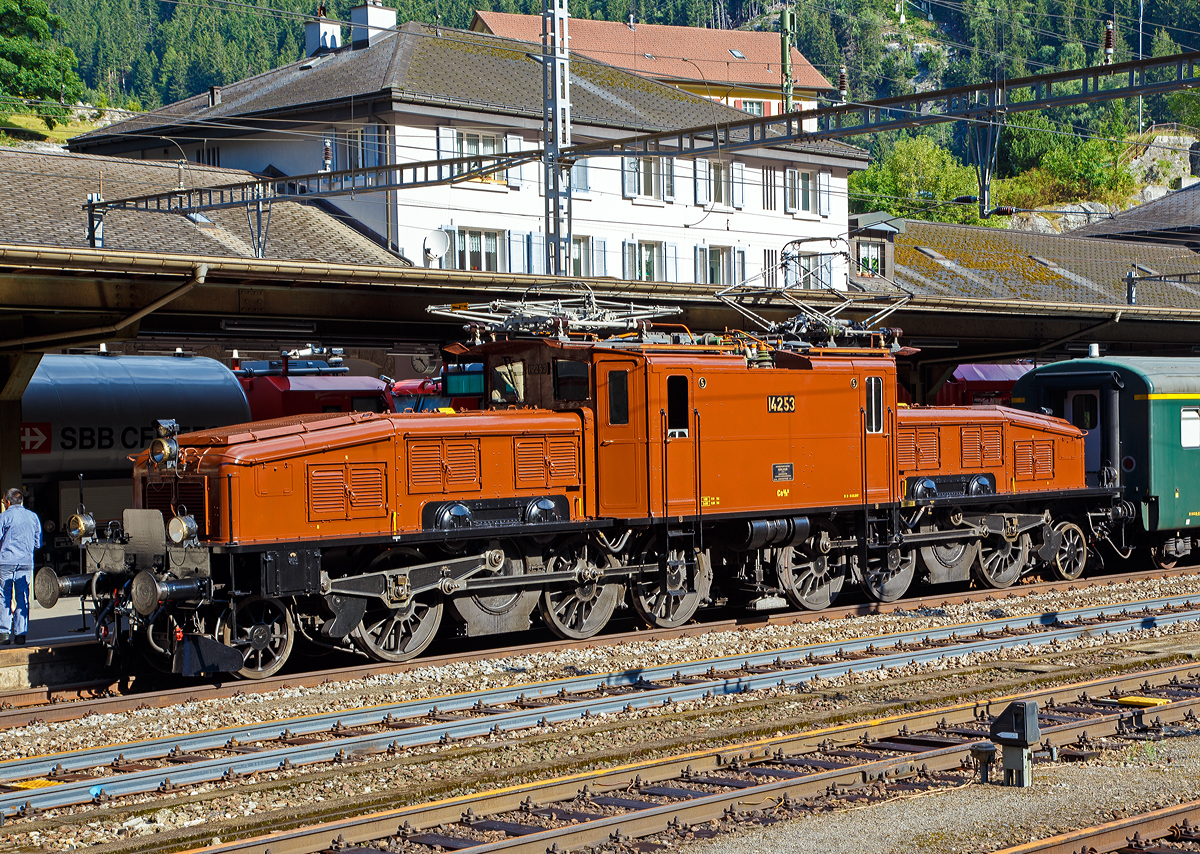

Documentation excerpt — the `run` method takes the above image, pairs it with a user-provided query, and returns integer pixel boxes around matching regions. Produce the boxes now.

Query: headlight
[168,514,198,545]
[149,436,178,466]
[68,512,95,543]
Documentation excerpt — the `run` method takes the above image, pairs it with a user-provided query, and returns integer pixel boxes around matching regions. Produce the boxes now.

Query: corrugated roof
[868,220,1200,308]
[1072,184,1200,239]
[472,12,830,92]
[71,23,862,161]
[0,148,407,264]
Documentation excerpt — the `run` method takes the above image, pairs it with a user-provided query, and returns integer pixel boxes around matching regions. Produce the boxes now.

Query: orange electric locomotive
[35,297,1131,678]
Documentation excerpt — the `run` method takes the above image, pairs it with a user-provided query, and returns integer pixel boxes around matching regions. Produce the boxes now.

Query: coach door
[597,360,648,516]
[661,371,698,517]
[1067,390,1102,478]
[863,374,893,504]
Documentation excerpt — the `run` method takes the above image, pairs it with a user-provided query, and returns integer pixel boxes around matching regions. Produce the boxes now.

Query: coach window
[667,375,689,438]
[491,360,525,405]
[554,360,590,401]
[608,370,629,425]
[1183,409,1200,448]
[866,376,884,433]
[1072,394,1098,430]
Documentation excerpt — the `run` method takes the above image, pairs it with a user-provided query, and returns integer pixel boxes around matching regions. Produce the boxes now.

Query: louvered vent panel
[444,441,480,490]
[309,467,345,520]
[917,429,941,470]
[514,439,545,487]
[547,437,580,485]
[408,442,443,494]
[981,427,1003,466]
[144,478,210,537]
[348,465,386,515]
[897,430,917,469]
[961,427,982,468]
[1034,440,1054,480]
[1014,441,1034,481]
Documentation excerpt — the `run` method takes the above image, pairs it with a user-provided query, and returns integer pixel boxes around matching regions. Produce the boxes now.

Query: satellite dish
[423,230,451,261]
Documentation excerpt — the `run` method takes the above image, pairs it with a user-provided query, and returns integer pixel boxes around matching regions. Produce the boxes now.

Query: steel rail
[176,664,1200,854]
[988,800,1200,853]
[3,593,1191,776]
[6,566,1196,727]
[3,598,1196,815]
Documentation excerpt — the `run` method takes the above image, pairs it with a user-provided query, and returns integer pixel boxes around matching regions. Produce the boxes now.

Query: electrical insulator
[1104,20,1115,65]
[838,66,849,102]
[323,138,332,172]
[991,206,1017,216]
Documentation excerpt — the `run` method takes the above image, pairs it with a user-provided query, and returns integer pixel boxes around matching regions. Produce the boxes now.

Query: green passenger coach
[1013,357,1200,566]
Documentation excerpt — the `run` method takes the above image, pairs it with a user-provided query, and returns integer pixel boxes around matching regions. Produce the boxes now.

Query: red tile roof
[472,11,830,93]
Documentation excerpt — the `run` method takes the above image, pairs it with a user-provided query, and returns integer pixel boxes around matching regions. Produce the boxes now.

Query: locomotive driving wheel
[447,541,539,637]
[775,534,846,611]
[538,541,623,639]
[351,594,444,662]
[1051,521,1088,580]
[630,541,713,629]
[859,547,917,603]
[974,533,1031,589]
[222,596,295,679]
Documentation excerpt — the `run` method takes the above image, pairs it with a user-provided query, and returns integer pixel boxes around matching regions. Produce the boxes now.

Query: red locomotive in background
[35,299,1130,679]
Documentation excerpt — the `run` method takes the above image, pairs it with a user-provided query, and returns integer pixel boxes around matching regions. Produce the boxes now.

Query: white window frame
[742,100,764,116]
[455,130,502,181]
[857,241,883,276]
[785,168,814,214]
[571,235,592,277]
[455,228,506,272]
[624,240,665,281]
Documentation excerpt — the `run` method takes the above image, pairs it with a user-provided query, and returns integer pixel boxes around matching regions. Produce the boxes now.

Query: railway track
[140,660,1200,854]
[4,594,1198,818]
[988,801,1200,853]
[4,565,1198,727]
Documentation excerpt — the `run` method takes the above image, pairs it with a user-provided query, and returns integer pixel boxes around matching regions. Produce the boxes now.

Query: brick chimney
[305,5,342,56]
[350,1,397,47]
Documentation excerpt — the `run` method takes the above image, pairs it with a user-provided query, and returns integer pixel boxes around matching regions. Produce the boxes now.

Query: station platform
[0,595,102,691]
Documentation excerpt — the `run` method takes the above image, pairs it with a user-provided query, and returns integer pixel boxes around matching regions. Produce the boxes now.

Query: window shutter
[439,226,457,270]
[764,101,772,116]
[662,158,675,202]
[695,246,707,284]
[622,241,636,280]
[818,170,831,216]
[694,158,710,205]
[819,253,834,289]
[732,162,745,209]
[784,255,797,287]
[734,99,743,110]
[622,157,638,198]
[735,247,746,284]
[784,168,797,213]
[437,127,456,180]
[572,158,589,192]
[665,243,678,283]
[592,238,606,276]
[505,134,523,188]
[530,233,547,275]
[508,231,528,274]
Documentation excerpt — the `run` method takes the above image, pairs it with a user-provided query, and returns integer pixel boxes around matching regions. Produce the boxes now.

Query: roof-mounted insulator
[1104,21,1115,65]
[323,139,332,172]
[318,3,327,16]
[838,66,849,103]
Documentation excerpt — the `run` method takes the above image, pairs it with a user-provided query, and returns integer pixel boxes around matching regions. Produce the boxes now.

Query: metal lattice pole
[542,0,572,276]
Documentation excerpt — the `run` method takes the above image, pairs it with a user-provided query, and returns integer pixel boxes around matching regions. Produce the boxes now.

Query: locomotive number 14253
[766,395,796,413]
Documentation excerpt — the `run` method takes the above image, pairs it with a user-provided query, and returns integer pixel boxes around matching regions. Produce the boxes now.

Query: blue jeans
[0,564,31,637]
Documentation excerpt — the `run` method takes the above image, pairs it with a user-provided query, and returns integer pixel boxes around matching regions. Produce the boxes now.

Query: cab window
[491,361,525,404]
[554,360,590,401]
[866,376,883,433]
[1072,394,1098,430]
[608,370,629,425]
[667,375,689,438]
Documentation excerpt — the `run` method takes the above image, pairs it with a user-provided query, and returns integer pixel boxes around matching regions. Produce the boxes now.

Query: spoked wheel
[351,594,444,662]
[775,537,846,611]
[1051,521,1088,580]
[447,541,539,637]
[630,543,713,628]
[859,548,917,603]
[538,541,623,639]
[223,596,295,679]
[974,533,1031,589]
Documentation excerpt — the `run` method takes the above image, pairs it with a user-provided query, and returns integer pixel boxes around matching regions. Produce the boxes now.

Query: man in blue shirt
[0,488,41,645]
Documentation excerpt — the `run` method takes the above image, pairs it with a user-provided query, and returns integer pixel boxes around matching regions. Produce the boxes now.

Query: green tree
[0,0,83,127]
[849,135,982,223]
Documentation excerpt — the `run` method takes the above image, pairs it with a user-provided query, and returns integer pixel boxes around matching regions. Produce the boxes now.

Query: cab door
[863,374,892,504]
[662,371,698,517]
[596,359,647,516]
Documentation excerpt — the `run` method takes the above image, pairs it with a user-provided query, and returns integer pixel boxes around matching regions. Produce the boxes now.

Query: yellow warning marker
[1118,696,1171,707]
[6,779,60,789]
